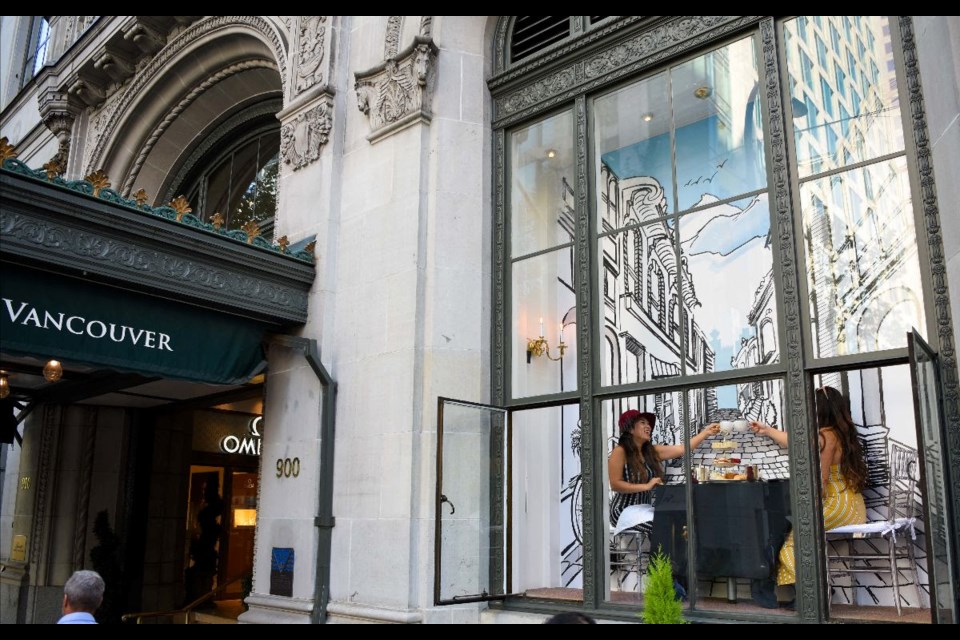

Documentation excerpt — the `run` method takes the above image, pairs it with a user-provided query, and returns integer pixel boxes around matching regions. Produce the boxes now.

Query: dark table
[650,480,791,603]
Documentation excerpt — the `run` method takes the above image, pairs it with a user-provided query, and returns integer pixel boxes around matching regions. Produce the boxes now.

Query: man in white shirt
[57,570,104,624]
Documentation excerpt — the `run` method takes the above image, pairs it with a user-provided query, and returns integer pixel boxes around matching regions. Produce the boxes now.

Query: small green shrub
[642,547,686,624]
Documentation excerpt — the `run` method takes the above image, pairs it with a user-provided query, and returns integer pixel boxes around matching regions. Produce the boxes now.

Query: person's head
[616,410,662,482]
[815,385,868,492]
[62,570,104,615]
[544,611,597,624]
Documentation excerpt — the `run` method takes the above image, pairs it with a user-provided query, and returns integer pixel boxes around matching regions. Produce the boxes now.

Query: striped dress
[776,463,866,585]
[610,461,656,531]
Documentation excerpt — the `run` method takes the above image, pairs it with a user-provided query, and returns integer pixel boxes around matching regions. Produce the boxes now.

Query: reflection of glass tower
[788,16,919,358]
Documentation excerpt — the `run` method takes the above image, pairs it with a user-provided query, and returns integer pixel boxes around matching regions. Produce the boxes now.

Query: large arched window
[175,108,280,241]
[463,15,948,624]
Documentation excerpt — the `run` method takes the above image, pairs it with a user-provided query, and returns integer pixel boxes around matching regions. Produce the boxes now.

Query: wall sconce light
[545,148,557,159]
[0,372,9,399]
[641,112,654,122]
[527,317,567,363]
[43,360,63,382]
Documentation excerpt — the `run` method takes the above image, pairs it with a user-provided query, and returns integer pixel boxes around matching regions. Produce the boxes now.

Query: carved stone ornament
[38,89,81,172]
[280,95,333,171]
[354,36,438,144]
[294,16,327,96]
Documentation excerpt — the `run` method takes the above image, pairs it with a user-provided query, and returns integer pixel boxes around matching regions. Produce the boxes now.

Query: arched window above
[510,17,571,64]
[507,17,621,66]
[174,106,280,242]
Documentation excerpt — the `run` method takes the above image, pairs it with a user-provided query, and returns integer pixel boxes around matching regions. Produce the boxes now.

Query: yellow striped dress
[776,464,866,586]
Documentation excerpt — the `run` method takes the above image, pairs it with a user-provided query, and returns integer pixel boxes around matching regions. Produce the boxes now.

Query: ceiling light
[641,113,654,122]
[43,360,63,383]
[694,86,712,99]
[546,149,557,159]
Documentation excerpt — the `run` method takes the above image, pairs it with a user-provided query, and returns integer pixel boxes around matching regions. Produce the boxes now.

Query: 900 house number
[276,457,301,478]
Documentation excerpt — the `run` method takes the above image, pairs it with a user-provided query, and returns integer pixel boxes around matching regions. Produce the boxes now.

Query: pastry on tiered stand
[709,439,746,480]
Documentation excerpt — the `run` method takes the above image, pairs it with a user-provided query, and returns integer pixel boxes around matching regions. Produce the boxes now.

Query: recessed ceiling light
[694,86,712,99]
[641,112,654,122]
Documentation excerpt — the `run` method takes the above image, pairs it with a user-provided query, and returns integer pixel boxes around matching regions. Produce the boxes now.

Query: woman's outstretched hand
[750,420,789,447]
[704,423,721,436]
[750,421,771,437]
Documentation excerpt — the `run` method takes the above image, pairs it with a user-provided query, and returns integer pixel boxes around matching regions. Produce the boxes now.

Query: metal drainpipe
[268,335,336,624]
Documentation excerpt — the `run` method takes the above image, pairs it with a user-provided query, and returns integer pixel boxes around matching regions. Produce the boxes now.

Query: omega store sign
[1,264,267,384]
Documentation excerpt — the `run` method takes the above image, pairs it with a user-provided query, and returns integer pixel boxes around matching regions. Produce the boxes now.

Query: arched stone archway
[87,17,288,202]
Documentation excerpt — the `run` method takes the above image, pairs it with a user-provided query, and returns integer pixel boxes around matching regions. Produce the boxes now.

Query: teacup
[733,419,749,432]
[718,420,734,435]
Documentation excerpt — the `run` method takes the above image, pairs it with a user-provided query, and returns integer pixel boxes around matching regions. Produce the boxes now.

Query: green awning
[1,264,267,385]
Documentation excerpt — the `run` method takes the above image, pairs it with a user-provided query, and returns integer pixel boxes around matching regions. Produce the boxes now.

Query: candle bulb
[539,317,544,338]
[559,322,564,343]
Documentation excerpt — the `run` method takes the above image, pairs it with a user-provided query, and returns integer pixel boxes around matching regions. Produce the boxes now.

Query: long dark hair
[618,416,663,483]
[816,386,868,492]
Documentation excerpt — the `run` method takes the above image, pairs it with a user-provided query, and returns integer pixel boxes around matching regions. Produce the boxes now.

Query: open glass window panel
[908,330,958,624]
[434,398,510,604]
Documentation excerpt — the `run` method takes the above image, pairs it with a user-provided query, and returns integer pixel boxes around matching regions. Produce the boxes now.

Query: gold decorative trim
[133,188,148,206]
[42,159,63,180]
[277,235,289,253]
[242,220,261,243]
[84,169,111,197]
[0,137,19,163]
[211,212,225,231]
[304,240,316,256]
[169,195,192,221]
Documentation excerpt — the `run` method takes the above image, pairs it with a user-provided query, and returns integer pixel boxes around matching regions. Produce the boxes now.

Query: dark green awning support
[266,334,336,625]
[1,264,267,384]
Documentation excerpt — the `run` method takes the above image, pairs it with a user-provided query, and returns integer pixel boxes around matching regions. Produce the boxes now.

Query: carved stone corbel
[38,88,82,173]
[277,89,334,171]
[354,36,438,144]
[93,44,136,83]
[122,20,165,55]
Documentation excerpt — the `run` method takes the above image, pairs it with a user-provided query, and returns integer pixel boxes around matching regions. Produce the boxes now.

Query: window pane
[512,404,582,599]
[602,394,689,606]
[785,16,904,179]
[594,72,673,231]
[510,111,575,258]
[801,158,924,358]
[228,138,261,230]
[672,36,766,211]
[438,400,507,602]
[233,135,279,240]
[815,366,932,619]
[598,222,681,387]
[204,156,233,221]
[687,379,793,615]
[679,193,778,373]
[512,248,577,398]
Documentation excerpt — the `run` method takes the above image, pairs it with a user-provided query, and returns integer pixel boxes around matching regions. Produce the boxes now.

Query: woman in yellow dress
[751,385,868,587]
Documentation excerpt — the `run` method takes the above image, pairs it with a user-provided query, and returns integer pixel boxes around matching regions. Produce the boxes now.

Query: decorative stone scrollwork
[354,36,438,144]
[280,95,333,171]
[294,16,327,96]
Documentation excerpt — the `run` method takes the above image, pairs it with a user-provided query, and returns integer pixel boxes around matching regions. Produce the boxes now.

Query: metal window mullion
[575,92,602,610]
[764,16,823,623]
[494,129,507,407]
